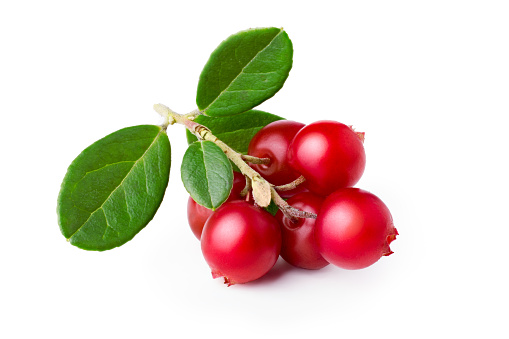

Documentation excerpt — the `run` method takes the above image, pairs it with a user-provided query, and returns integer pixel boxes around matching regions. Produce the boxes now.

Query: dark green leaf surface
[186,110,284,154]
[57,125,171,251]
[196,27,293,117]
[181,141,233,210]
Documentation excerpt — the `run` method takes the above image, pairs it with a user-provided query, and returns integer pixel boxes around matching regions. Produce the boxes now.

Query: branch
[155,104,317,219]
[271,187,317,221]
[241,154,270,165]
[274,175,306,191]
[240,176,252,198]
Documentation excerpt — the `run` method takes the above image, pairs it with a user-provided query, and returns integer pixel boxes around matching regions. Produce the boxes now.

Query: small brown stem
[241,154,270,165]
[275,175,306,192]
[240,176,252,198]
[271,187,317,221]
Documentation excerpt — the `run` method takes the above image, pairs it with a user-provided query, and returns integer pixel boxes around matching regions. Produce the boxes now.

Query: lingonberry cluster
[57,28,398,287]
[187,119,398,286]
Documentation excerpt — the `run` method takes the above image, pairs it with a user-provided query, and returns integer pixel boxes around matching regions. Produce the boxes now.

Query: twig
[274,175,306,191]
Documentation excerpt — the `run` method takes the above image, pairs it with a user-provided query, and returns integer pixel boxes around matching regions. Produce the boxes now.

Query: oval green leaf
[57,125,171,251]
[186,110,284,154]
[196,27,293,117]
[181,141,233,210]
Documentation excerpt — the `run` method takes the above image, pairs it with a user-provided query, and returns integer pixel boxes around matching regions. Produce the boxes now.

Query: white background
[1,1,508,338]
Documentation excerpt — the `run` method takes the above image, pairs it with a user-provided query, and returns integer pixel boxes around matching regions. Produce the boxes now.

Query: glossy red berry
[187,197,213,240]
[248,120,306,197]
[201,201,281,286]
[288,120,366,197]
[276,192,329,270]
[187,171,245,240]
[314,188,398,270]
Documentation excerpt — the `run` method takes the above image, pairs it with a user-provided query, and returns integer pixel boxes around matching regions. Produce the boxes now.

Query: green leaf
[186,110,284,154]
[196,27,293,117]
[57,125,171,251]
[264,199,279,216]
[181,141,233,210]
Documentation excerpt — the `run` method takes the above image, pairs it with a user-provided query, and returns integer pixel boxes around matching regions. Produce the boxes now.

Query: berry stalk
[274,175,306,192]
[154,103,316,220]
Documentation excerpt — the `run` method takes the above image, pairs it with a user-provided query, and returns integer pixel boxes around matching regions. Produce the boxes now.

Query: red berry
[276,192,329,270]
[248,120,306,197]
[201,201,281,285]
[187,171,246,240]
[187,197,214,240]
[288,120,366,196]
[314,188,398,270]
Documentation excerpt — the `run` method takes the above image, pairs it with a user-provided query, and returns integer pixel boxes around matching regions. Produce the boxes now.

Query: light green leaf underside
[57,125,171,251]
[181,141,233,210]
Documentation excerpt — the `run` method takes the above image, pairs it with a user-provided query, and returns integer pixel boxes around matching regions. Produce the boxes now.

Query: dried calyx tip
[347,125,365,143]
[382,227,398,256]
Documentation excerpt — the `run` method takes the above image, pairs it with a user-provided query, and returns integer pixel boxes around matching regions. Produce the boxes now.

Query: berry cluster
[187,120,398,286]
[56,28,398,283]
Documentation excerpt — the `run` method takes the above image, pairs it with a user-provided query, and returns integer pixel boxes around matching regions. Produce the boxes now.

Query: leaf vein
[141,157,150,219]
[101,208,119,240]
[200,144,214,207]
[123,186,132,227]
[222,88,277,93]
[82,161,136,177]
